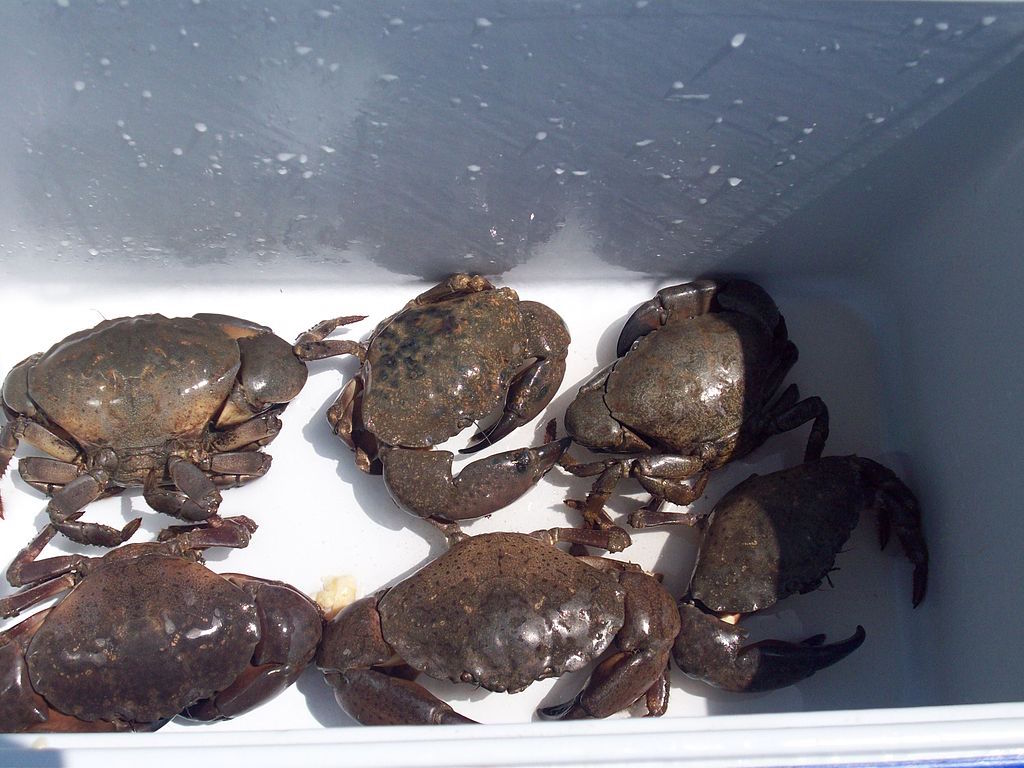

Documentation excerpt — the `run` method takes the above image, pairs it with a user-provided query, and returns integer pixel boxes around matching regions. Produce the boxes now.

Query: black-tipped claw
[537,695,581,720]
[616,298,665,357]
[460,412,526,454]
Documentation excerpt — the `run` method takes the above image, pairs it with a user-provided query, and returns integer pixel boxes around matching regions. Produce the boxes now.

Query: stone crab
[672,456,928,692]
[0,312,359,562]
[0,516,322,731]
[298,275,571,536]
[316,528,678,724]
[559,279,829,541]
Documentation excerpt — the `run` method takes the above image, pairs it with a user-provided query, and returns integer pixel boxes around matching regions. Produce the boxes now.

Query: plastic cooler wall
[1,0,1023,755]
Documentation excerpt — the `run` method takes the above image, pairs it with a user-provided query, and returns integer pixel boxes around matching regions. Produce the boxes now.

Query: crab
[0,515,322,731]
[316,528,679,724]
[672,456,928,692]
[298,275,571,534]
[559,278,829,540]
[0,312,359,562]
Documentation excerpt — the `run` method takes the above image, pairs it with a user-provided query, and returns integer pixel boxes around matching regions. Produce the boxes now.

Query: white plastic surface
[2,0,1024,764]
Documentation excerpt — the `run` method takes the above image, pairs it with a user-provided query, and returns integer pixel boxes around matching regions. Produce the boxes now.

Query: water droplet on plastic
[728,177,742,187]
[142,89,152,99]
[698,198,708,205]
[634,139,654,148]
[935,22,949,32]
[982,16,996,26]
[172,147,183,156]
[475,17,492,30]
[100,57,111,67]
[73,80,86,92]
[277,167,288,175]
[389,17,404,26]
[802,126,814,135]
[731,33,747,48]
[913,17,924,27]
[378,73,399,83]
[535,131,547,141]
[194,122,208,133]
[277,152,296,162]
[775,115,789,123]
[467,164,481,173]
[708,164,720,175]
[57,0,69,6]
[88,248,99,256]
[302,170,314,179]
[935,76,946,85]
[320,145,336,154]
[295,45,312,56]
[315,9,332,18]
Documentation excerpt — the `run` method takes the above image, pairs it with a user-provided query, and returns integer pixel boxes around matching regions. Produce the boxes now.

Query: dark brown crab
[673,456,928,693]
[299,275,571,534]
[316,529,679,724]
[0,516,322,732]
[560,279,829,541]
[0,312,357,563]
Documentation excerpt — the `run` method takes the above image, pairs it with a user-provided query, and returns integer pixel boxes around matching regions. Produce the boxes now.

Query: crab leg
[540,569,679,719]
[204,451,273,488]
[143,457,222,523]
[46,471,143,548]
[379,439,570,523]
[673,600,866,693]
[209,408,284,452]
[16,456,84,496]
[0,417,80,517]
[317,595,475,725]
[293,315,367,362]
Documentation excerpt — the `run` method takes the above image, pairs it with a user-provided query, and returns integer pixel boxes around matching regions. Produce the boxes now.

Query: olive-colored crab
[0,312,358,562]
[0,516,322,732]
[560,279,829,540]
[299,275,571,534]
[673,456,928,693]
[316,529,678,724]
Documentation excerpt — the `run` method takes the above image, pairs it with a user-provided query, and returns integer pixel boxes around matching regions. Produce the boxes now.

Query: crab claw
[673,601,866,693]
[381,437,571,522]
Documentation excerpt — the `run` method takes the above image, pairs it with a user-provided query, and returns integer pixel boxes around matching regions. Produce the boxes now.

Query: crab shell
[17,551,259,725]
[361,288,539,448]
[376,533,626,694]
[4,314,306,454]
